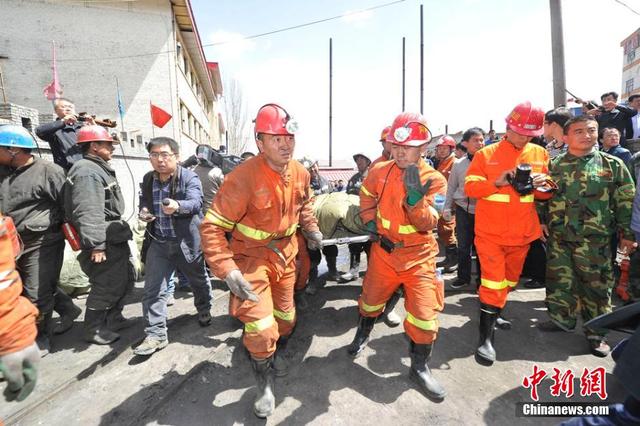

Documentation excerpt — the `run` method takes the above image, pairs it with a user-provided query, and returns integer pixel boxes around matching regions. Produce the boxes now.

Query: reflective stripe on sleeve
[360,185,374,197]
[465,175,487,183]
[205,210,235,230]
[483,193,510,203]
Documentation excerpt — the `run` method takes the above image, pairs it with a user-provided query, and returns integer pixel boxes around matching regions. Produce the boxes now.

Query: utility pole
[419,4,424,114]
[549,0,566,107]
[329,38,333,167]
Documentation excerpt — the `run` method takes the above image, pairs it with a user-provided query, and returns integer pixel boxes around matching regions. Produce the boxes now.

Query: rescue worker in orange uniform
[200,104,320,418]
[0,214,40,402]
[371,125,392,167]
[434,135,458,272]
[348,112,448,400]
[464,101,554,365]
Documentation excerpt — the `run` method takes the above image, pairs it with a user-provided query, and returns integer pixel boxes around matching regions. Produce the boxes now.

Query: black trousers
[455,206,480,283]
[17,232,65,317]
[522,239,546,282]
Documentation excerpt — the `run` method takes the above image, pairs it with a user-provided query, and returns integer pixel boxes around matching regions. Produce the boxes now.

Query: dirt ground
[1,248,626,425]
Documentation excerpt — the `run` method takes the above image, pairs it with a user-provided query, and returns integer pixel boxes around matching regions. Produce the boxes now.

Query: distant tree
[223,79,251,155]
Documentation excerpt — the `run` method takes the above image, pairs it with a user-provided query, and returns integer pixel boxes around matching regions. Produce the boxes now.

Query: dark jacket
[596,105,638,144]
[140,166,204,262]
[310,174,333,195]
[604,145,633,172]
[346,171,366,195]
[35,119,83,170]
[64,155,131,250]
[0,157,65,235]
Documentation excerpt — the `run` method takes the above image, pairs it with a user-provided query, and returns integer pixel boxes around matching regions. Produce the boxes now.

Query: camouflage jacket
[538,150,635,242]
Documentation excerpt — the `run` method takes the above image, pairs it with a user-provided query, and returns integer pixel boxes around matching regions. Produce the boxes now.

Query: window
[627,49,636,64]
[21,117,32,131]
[626,78,634,96]
[136,134,144,149]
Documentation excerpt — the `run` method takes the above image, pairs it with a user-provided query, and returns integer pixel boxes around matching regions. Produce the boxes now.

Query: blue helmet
[0,125,37,149]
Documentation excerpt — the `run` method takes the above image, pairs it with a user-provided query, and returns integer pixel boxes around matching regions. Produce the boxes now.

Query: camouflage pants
[545,237,613,338]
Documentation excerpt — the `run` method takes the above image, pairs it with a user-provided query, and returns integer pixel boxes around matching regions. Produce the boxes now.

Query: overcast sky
[192,0,640,164]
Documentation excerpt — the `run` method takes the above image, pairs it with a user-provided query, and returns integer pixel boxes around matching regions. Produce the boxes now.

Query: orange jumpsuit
[0,215,38,356]
[464,139,550,309]
[294,230,311,291]
[436,154,457,246]
[370,151,391,168]
[359,159,447,344]
[200,155,319,359]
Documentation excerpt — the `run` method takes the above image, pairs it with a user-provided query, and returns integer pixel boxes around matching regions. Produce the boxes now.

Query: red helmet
[436,135,456,148]
[505,101,544,137]
[254,103,298,136]
[379,125,391,142]
[386,112,431,147]
[76,125,115,144]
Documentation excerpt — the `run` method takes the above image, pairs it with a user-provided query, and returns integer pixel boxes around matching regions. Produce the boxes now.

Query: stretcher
[320,234,370,247]
[312,192,370,247]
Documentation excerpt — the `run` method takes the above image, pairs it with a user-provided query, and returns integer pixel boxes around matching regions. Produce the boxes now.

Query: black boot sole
[474,351,495,366]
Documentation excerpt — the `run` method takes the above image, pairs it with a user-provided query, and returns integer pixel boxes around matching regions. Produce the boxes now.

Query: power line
[612,0,640,15]
[6,0,406,62]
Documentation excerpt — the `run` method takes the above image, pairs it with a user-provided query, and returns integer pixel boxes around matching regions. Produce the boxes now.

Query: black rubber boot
[347,315,376,357]
[437,245,458,272]
[36,312,53,357]
[272,336,290,377]
[53,291,82,335]
[251,356,276,418]
[326,256,339,281]
[476,304,499,365]
[84,309,120,345]
[381,289,402,327]
[305,265,320,295]
[409,342,446,400]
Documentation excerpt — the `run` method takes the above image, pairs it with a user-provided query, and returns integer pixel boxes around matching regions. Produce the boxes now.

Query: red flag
[150,103,172,128]
[43,41,63,100]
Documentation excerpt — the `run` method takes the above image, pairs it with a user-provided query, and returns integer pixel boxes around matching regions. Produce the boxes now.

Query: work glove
[224,270,259,302]
[403,165,432,206]
[0,342,40,402]
[305,231,323,250]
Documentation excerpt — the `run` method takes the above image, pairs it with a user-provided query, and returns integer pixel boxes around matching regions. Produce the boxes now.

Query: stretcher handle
[320,235,371,246]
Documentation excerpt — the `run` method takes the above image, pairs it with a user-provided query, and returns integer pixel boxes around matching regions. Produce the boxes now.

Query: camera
[507,163,534,195]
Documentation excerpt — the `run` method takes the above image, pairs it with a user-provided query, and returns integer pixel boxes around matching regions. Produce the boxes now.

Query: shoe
[523,279,545,289]
[294,290,308,311]
[167,294,175,306]
[325,256,340,281]
[251,357,276,418]
[588,339,611,358]
[347,315,376,357]
[495,316,512,330]
[449,279,468,290]
[198,310,212,327]
[36,333,51,358]
[337,270,357,283]
[133,337,168,356]
[476,304,499,365]
[437,245,458,273]
[84,309,120,345]
[36,312,53,357]
[537,320,569,332]
[409,342,446,400]
[53,304,82,335]
[383,310,402,327]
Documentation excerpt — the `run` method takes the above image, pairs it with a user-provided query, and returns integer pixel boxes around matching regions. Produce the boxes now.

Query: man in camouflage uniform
[538,115,636,357]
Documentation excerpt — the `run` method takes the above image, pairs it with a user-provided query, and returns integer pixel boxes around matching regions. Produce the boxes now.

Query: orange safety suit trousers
[437,216,457,246]
[475,237,529,309]
[294,231,311,291]
[230,255,296,360]
[358,243,444,344]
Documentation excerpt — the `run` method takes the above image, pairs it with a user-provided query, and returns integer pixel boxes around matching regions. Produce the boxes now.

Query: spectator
[134,137,213,356]
[335,179,345,191]
[35,98,95,171]
[241,151,256,161]
[543,107,572,159]
[484,129,496,145]
[434,136,458,272]
[626,94,640,141]
[539,115,635,357]
[454,142,467,159]
[601,127,632,171]
[593,91,637,146]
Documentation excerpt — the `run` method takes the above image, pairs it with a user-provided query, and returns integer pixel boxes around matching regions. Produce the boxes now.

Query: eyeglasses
[149,152,175,160]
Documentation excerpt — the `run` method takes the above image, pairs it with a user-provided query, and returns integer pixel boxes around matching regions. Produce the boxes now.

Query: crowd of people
[1,95,639,422]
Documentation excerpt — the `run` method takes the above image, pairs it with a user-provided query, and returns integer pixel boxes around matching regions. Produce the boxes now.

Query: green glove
[365,220,379,242]
[403,165,432,206]
[0,342,40,402]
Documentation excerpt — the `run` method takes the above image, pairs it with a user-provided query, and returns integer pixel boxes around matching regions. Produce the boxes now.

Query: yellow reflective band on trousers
[361,301,385,313]
[273,308,296,322]
[244,314,275,333]
[236,222,297,241]
[483,193,510,203]
[480,278,518,290]
[205,210,235,230]
[360,185,373,197]
[377,211,417,234]
[465,175,487,183]
[406,312,438,331]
